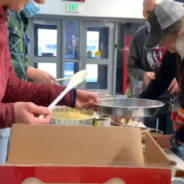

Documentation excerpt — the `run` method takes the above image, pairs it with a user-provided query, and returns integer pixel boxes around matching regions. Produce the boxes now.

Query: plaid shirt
[7,10,29,80]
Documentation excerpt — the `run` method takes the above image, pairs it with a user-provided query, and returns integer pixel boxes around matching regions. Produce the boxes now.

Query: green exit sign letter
[66,3,79,13]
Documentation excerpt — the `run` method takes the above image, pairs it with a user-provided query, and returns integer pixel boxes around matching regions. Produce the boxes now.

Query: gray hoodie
[127,26,161,79]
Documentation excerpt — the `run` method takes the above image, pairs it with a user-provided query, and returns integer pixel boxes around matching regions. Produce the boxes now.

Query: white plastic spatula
[56,77,71,82]
[39,70,88,118]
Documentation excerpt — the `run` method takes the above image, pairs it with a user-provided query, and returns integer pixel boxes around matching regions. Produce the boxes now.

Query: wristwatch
[170,136,181,148]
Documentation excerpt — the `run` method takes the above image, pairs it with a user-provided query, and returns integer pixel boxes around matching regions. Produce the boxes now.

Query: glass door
[63,20,80,86]
[81,22,115,93]
[29,19,62,80]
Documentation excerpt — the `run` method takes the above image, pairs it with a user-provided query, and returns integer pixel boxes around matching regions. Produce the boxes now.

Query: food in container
[149,129,164,136]
[52,111,91,120]
[142,128,164,143]
[51,106,95,126]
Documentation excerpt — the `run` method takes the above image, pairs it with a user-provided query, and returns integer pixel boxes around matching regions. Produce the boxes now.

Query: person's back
[127,26,150,82]
[7,10,29,80]
[7,1,56,83]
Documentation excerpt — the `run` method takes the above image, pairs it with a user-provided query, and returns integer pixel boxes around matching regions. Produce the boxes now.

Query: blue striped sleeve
[72,89,77,108]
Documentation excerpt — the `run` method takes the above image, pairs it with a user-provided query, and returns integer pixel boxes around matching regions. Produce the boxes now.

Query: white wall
[40,0,144,19]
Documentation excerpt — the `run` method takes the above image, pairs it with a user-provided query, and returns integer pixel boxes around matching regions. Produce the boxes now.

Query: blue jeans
[0,128,11,164]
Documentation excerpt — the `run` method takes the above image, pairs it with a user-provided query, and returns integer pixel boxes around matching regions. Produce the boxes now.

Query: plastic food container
[94,115,111,127]
[142,128,164,143]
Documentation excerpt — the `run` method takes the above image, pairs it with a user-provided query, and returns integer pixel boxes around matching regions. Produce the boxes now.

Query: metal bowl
[51,106,95,126]
[95,98,164,118]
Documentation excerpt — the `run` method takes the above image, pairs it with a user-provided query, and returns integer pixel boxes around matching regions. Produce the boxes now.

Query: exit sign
[66,3,80,13]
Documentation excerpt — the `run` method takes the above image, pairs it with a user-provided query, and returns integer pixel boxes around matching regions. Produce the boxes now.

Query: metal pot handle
[96,108,110,117]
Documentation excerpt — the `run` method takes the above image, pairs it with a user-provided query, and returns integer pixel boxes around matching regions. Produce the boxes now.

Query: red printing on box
[0,166,171,184]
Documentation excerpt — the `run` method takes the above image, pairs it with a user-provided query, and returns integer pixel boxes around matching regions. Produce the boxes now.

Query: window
[34,24,57,57]
[86,27,109,59]
[64,62,79,85]
[86,64,108,89]
[64,21,80,59]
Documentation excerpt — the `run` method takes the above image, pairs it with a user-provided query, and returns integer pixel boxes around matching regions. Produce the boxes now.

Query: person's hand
[26,67,56,84]
[112,117,130,126]
[113,117,122,126]
[168,78,180,95]
[13,102,52,124]
[144,72,155,86]
[153,134,175,149]
[75,90,99,110]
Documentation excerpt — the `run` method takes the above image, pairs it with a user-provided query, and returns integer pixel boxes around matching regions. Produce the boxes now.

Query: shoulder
[7,10,18,27]
[164,51,177,60]
[162,51,178,67]
[133,26,147,40]
[7,10,17,21]
[130,26,147,48]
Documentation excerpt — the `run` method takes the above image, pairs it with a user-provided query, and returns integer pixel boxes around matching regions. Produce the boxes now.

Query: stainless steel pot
[96,98,164,118]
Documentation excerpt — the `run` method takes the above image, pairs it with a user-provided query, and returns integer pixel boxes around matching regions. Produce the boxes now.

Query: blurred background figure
[127,0,174,134]
[7,0,56,84]
[140,0,184,148]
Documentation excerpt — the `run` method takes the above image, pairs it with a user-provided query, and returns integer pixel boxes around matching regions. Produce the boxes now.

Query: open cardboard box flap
[7,125,170,167]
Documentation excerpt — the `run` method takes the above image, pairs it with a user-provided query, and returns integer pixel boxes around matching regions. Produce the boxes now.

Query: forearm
[25,66,36,79]
[0,104,14,129]
[140,53,175,100]
[127,66,145,81]
[3,65,76,108]
[139,79,168,100]
[3,80,75,108]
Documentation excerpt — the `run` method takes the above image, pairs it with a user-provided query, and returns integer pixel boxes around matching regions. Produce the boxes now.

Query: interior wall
[40,0,144,19]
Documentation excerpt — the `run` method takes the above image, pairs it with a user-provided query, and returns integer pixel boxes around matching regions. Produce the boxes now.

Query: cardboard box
[0,125,172,184]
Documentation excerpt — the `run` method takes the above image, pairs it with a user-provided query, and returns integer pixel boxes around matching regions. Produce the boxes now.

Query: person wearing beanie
[140,1,184,148]
[127,0,174,134]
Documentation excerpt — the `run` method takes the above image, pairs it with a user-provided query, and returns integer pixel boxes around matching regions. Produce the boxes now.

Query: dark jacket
[127,26,166,80]
[139,51,182,105]
[139,51,184,113]
[139,51,184,142]
[127,26,151,81]
[127,26,171,103]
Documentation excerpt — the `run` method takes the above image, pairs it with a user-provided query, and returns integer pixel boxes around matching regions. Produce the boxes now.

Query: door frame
[80,21,115,93]
[29,16,145,95]
[29,19,63,79]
